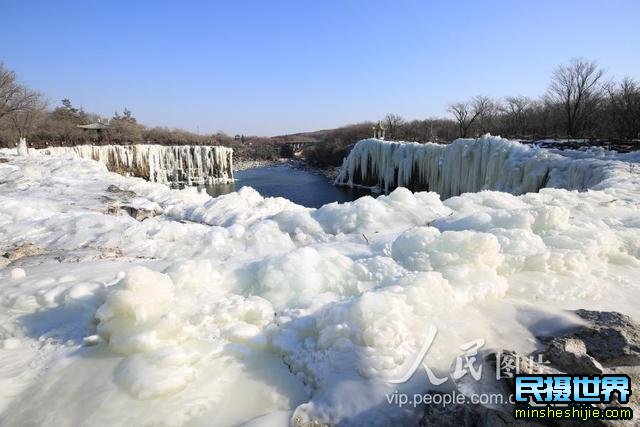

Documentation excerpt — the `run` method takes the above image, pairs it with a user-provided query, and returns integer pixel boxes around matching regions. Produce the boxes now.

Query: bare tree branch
[547,58,604,137]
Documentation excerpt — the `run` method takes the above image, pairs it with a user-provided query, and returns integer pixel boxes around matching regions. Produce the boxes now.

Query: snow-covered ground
[0,136,639,426]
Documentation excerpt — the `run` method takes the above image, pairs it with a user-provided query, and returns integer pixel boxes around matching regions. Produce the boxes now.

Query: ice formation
[16,138,28,156]
[0,137,639,426]
[43,144,234,185]
[335,136,639,197]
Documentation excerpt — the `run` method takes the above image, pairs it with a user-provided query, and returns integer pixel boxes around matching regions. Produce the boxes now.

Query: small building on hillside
[77,120,109,141]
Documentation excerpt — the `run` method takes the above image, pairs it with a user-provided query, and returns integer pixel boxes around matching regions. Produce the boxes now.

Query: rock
[103,185,161,221]
[2,243,44,261]
[106,184,136,198]
[542,310,640,367]
[541,337,604,375]
[452,350,556,409]
[490,350,560,388]
[105,201,160,221]
[420,394,544,427]
[106,202,124,216]
[422,310,640,427]
[609,366,640,415]
[447,351,559,426]
[122,205,160,221]
[453,346,629,426]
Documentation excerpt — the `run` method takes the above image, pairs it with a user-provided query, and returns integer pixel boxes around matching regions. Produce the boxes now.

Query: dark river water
[205,164,371,208]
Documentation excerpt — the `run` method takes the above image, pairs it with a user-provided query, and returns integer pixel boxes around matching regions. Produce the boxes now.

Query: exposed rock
[420,394,544,427]
[426,309,640,427]
[122,205,160,221]
[106,184,136,198]
[103,186,162,221]
[2,243,45,261]
[0,158,9,163]
[106,202,124,216]
[609,365,640,414]
[489,350,560,388]
[542,310,640,367]
[422,399,618,427]
[541,337,604,375]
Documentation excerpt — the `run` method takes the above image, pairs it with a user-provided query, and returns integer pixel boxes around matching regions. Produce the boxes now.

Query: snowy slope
[0,138,639,426]
[41,144,234,185]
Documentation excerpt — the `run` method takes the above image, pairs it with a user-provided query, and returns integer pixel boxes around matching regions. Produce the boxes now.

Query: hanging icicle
[334,136,627,198]
[43,144,234,185]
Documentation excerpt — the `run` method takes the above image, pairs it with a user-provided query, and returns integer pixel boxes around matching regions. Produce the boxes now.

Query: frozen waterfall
[334,136,638,198]
[42,144,234,185]
[16,138,28,156]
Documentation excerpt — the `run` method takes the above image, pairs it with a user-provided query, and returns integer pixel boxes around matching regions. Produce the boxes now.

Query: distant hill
[270,128,335,143]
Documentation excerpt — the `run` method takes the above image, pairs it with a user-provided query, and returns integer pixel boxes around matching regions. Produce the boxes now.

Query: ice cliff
[335,136,638,198]
[43,144,234,185]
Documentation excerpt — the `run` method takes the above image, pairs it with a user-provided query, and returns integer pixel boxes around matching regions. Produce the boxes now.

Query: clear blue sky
[2,0,639,136]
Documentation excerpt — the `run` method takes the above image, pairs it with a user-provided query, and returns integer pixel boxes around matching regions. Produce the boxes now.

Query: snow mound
[96,266,185,355]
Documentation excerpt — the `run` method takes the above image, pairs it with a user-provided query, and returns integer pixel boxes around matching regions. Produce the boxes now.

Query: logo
[513,374,634,421]
[386,326,548,385]
[515,374,631,404]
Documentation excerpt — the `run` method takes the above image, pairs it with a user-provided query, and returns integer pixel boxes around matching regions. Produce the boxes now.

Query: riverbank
[284,159,341,181]
[233,158,280,172]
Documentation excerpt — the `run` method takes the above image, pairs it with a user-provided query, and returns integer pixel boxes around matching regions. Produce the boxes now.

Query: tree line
[445,59,639,141]
[2,58,638,165]
[388,58,639,142]
[305,58,639,167]
[0,64,216,148]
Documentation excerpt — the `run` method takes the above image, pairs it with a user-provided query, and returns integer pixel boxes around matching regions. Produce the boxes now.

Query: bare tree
[547,58,604,137]
[383,113,405,140]
[0,63,41,122]
[472,95,497,134]
[7,87,46,141]
[502,96,533,136]
[448,102,475,138]
[448,97,493,138]
[604,77,640,139]
[401,119,425,142]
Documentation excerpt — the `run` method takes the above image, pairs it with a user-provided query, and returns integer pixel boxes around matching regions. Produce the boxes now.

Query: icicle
[41,144,234,185]
[334,136,626,199]
[17,138,29,156]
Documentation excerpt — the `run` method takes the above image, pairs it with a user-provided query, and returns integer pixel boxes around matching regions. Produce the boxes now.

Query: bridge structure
[280,140,317,157]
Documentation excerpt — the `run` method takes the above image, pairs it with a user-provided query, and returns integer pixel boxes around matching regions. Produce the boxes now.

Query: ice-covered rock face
[42,144,234,185]
[0,138,639,425]
[335,136,639,197]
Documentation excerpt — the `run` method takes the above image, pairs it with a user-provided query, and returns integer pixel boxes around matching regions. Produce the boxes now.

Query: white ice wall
[334,136,634,198]
[42,144,234,185]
